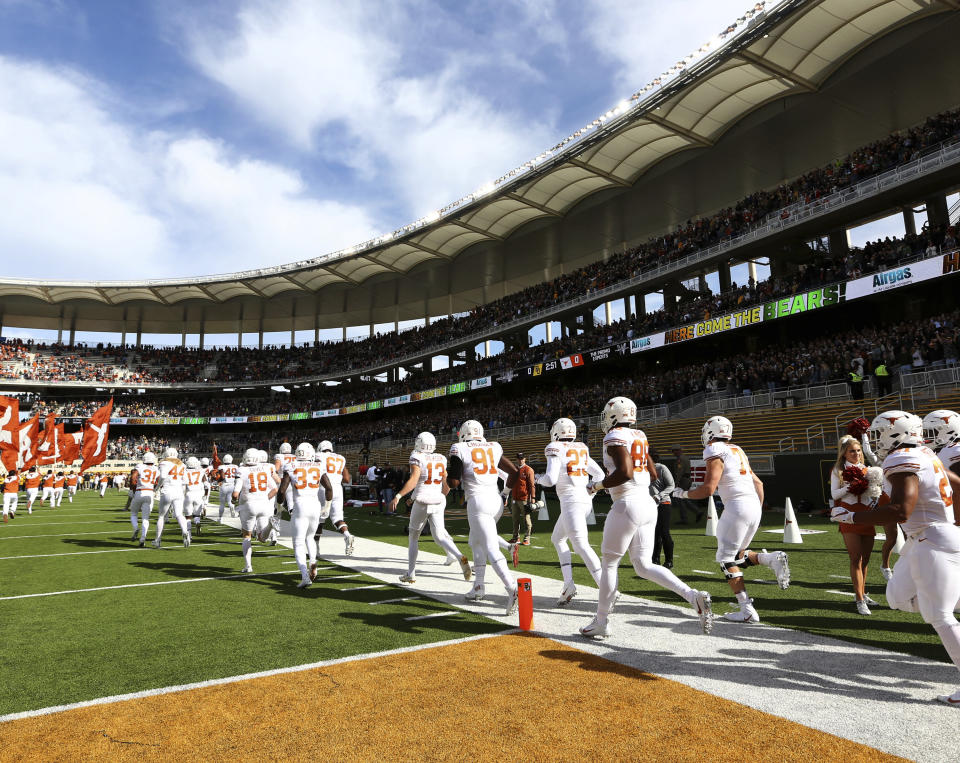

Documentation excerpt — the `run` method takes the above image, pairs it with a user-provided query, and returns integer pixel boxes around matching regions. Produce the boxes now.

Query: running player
[674,415,789,623]
[99,474,109,497]
[390,431,471,583]
[232,448,280,572]
[129,452,159,547]
[41,470,54,505]
[154,447,190,548]
[278,442,333,588]
[832,411,960,705]
[314,440,355,555]
[447,420,519,614]
[52,471,65,507]
[24,467,40,513]
[218,454,238,520]
[200,457,213,506]
[537,417,604,606]
[581,397,713,639]
[65,471,78,503]
[183,457,207,536]
[3,468,18,522]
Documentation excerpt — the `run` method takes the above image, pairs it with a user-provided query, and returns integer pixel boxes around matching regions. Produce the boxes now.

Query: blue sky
[0,0,766,285]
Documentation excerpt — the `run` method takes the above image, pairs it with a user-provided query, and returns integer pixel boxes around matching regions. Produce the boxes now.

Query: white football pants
[552,499,601,586]
[130,493,154,540]
[714,499,762,563]
[291,502,322,583]
[3,493,17,515]
[467,492,515,593]
[407,499,463,576]
[156,492,188,539]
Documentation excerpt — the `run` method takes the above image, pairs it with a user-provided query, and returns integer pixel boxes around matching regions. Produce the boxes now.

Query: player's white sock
[176,513,189,535]
[596,553,621,620]
[735,590,750,605]
[140,519,150,542]
[555,545,574,587]
[407,530,419,577]
[130,512,139,531]
[489,556,514,592]
[242,537,253,568]
[496,536,510,551]
[155,513,166,539]
[756,551,778,566]
[934,621,960,671]
[630,553,693,600]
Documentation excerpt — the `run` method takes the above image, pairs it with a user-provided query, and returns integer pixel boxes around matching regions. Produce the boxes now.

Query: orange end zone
[1,633,901,761]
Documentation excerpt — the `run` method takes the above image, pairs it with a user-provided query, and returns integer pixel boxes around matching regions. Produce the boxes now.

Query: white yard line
[0,571,297,602]
[692,569,716,575]
[0,630,513,724]
[405,611,457,622]
[0,543,228,561]
[369,596,421,606]
[0,530,121,541]
[349,584,389,591]
[825,589,858,597]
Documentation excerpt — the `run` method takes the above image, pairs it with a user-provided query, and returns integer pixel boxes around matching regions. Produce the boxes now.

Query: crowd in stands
[1,109,959,388]
[28,305,960,461]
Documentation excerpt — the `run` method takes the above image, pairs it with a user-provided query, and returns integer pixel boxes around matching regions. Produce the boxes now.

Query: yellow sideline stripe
[0,633,900,762]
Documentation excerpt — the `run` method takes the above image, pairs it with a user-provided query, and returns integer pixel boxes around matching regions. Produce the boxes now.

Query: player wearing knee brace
[833,410,960,705]
[674,415,789,623]
[129,452,159,547]
[537,417,604,606]
[447,420,520,615]
[391,431,470,584]
[183,457,206,536]
[155,447,190,548]
[218,454,238,519]
[313,440,355,555]
[279,443,333,588]
[232,448,280,573]
[581,397,713,639]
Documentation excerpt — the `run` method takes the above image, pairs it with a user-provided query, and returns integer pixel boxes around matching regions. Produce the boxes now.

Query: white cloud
[0,55,379,279]
[184,0,559,217]
[581,0,759,96]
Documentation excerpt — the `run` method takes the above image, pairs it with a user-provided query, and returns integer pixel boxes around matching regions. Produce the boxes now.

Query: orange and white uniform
[24,471,41,509]
[41,474,55,504]
[130,462,159,542]
[3,473,18,517]
[703,440,761,564]
[66,474,79,502]
[155,458,190,541]
[319,450,347,523]
[218,463,239,518]
[184,467,206,518]
[52,474,65,507]
[234,462,278,534]
[403,450,463,580]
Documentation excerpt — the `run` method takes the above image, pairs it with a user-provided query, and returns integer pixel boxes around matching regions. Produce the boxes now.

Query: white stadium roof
[0,0,956,334]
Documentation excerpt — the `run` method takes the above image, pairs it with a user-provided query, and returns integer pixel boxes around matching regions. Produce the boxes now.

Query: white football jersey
[939,443,960,472]
[449,439,503,500]
[602,428,651,501]
[274,453,296,473]
[219,464,239,490]
[319,451,347,492]
[883,446,954,535]
[158,459,186,494]
[133,463,159,493]
[281,459,323,511]
[235,463,276,505]
[703,441,757,506]
[410,451,446,504]
[184,467,206,495]
[544,441,599,504]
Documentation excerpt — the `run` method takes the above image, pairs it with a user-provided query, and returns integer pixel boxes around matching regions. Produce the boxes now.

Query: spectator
[509,453,536,545]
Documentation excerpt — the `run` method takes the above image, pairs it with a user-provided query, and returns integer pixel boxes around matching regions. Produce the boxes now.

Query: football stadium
[2,1,960,760]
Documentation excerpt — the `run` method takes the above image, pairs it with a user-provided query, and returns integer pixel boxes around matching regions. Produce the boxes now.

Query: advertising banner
[446,381,467,394]
[211,416,248,424]
[846,254,952,300]
[470,376,491,390]
[630,333,664,353]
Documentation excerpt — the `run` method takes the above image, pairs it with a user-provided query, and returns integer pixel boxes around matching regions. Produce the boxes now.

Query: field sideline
[2,489,957,760]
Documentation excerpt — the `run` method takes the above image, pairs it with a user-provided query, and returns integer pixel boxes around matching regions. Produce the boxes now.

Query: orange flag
[212,443,221,469]
[80,399,113,473]
[0,396,18,472]
[17,415,39,470]
[62,430,83,465]
[36,414,62,466]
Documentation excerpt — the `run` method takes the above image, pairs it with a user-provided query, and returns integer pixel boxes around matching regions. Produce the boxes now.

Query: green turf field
[0,491,505,717]
[0,488,947,718]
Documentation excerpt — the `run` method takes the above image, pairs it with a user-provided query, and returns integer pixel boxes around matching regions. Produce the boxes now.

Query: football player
[313,440,355,555]
[273,441,296,473]
[183,457,207,536]
[537,418,604,606]
[3,468,18,522]
[155,447,190,548]
[390,431,471,583]
[925,410,960,478]
[674,415,789,623]
[23,467,40,513]
[99,473,109,497]
[278,443,333,588]
[218,454,238,520]
[581,397,713,639]
[40,470,54,505]
[832,411,960,706]
[129,452,159,547]
[200,457,212,506]
[446,420,519,615]
[232,448,280,573]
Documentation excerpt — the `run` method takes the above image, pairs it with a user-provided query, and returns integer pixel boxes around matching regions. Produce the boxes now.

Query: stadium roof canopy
[0,0,956,337]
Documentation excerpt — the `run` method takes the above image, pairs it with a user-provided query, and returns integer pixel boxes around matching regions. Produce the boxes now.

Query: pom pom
[842,464,869,496]
[847,417,870,439]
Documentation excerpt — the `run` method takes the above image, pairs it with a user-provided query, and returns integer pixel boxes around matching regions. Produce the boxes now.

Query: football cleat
[269,515,280,532]
[505,587,519,616]
[556,583,577,607]
[724,599,760,623]
[511,542,519,569]
[345,536,355,556]
[130,531,139,541]
[296,580,312,589]
[151,538,161,549]
[459,556,472,581]
[464,585,486,601]
[881,567,893,581]
[399,574,416,584]
[241,565,253,574]
[182,533,190,548]
[2,515,7,524]
[936,690,960,707]
[579,617,610,639]
[608,590,622,613]
[138,539,145,548]
[693,591,714,634]
[767,550,791,589]
[443,555,457,566]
